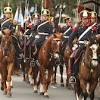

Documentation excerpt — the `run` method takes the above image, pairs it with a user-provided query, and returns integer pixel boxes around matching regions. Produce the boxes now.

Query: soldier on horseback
[34,9,54,48]
[61,17,73,49]
[68,9,98,84]
[0,3,16,96]
[1,3,14,36]
[25,12,41,46]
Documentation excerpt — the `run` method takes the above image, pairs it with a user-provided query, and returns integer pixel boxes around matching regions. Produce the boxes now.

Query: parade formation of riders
[68,10,99,83]
[0,3,99,82]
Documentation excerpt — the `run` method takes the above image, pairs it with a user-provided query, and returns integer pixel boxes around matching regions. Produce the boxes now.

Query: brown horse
[0,34,15,97]
[38,32,63,97]
[75,39,100,100]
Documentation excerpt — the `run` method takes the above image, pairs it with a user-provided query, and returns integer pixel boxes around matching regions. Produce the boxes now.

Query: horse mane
[83,44,92,66]
[1,35,13,49]
[41,35,54,52]
[41,32,63,53]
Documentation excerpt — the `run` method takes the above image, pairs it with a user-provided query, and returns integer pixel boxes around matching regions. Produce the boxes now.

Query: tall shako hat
[4,2,12,14]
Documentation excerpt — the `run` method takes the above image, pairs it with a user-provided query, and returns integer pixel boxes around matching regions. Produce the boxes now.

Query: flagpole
[24,0,27,61]
[41,0,44,16]
[76,0,80,22]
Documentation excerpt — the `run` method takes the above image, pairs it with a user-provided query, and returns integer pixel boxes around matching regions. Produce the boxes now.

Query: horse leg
[80,79,94,100]
[66,58,73,88]
[89,81,98,100]
[66,65,69,87]
[51,65,57,85]
[2,73,7,95]
[6,63,13,97]
[3,78,7,95]
[74,79,82,100]
[65,59,70,87]
[39,67,45,95]
[66,65,71,88]
[25,63,30,83]
[0,71,4,91]
[33,66,39,93]
[21,60,26,81]
[28,66,33,85]
[59,64,64,87]
[44,68,53,97]
[90,92,94,100]
[1,62,7,95]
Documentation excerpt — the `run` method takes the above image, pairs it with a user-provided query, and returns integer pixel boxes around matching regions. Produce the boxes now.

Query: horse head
[84,37,100,68]
[51,32,63,59]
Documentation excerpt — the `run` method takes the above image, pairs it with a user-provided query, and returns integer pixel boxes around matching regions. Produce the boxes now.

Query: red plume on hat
[77,4,84,14]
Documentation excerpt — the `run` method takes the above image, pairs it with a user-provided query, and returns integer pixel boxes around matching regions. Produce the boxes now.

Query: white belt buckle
[45,36,48,40]
[35,35,40,39]
[72,44,78,51]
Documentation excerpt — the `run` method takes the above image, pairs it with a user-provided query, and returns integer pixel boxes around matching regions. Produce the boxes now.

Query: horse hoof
[51,82,57,85]
[44,92,49,98]
[51,82,57,87]
[22,78,26,81]
[3,91,7,95]
[34,90,38,93]
[1,87,4,91]
[30,83,33,86]
[40,92,44,95]
[61,83,64,87]
[7,92,12,97]
[26,80,30,84]
[11,86,13,88]
[44,95,49,98]
[33,86,38,93]
[66,83,68,87]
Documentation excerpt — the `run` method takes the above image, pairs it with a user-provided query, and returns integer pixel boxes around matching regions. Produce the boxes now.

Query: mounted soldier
[25,12,41,46]
[0,3,15,96]
[1,3,14,37]
[67,9,99,84]
[34,9,54,49]
[61,17,73,46]
[59,16,73,57]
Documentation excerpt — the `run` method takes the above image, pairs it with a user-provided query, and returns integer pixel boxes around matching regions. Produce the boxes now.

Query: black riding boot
[69,58,76,84]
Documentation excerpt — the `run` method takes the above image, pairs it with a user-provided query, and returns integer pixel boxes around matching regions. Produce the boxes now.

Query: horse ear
[96,34,100,43]
[53,33,57,38]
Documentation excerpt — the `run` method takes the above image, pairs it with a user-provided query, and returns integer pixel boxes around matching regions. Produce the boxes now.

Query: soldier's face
[82,18,89,25]
[91,18,96,23]
[67,20,72,26]
[41,15,48,21]
[5,13,11,18]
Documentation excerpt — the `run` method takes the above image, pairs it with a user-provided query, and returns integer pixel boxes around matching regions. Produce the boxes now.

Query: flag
[41,0,44,15]
[0,9,3,19]
[14,7,19,22]
[24,0,30,22]
[18,7,24,28]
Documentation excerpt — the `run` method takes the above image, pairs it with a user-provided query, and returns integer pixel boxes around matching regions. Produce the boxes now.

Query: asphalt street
[0,73,100,100]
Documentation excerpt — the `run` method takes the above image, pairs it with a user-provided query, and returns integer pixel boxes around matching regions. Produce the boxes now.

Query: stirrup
[69,76,76,84]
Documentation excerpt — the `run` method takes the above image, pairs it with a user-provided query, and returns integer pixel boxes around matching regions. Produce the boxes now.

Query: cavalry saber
[78,23,96,41]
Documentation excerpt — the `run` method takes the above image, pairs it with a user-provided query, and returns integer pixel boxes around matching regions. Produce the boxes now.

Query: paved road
[0,75,100,100]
